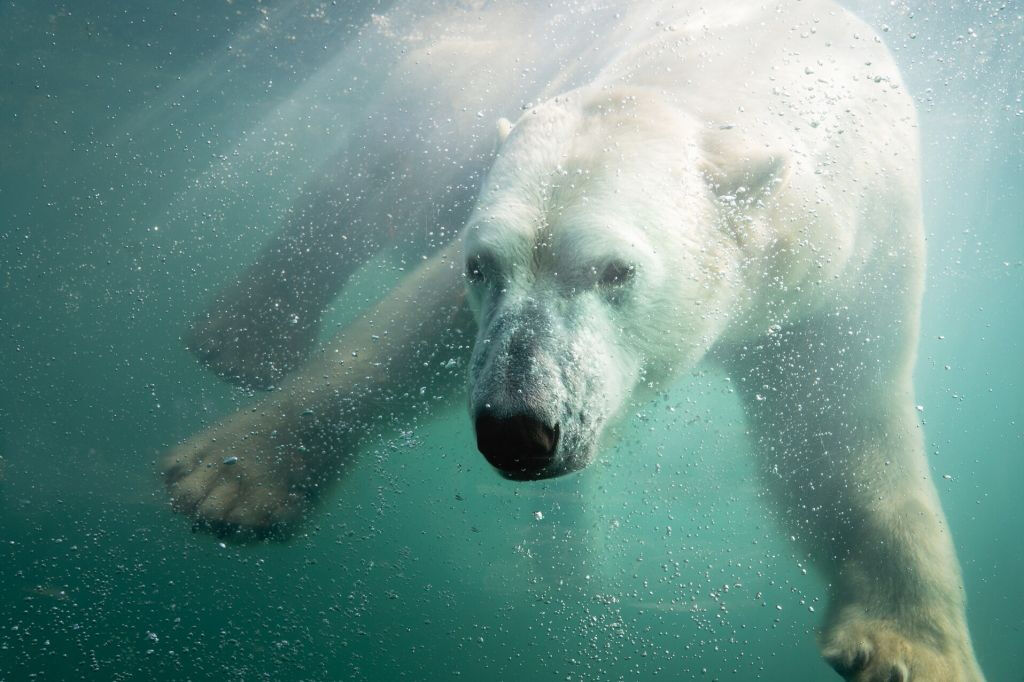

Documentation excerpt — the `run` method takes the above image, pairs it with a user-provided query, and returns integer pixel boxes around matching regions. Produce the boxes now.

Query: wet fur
[167,1,986,678]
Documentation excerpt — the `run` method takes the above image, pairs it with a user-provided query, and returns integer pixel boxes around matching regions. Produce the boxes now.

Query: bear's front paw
[162,413,324,539]
[820,614,983,682]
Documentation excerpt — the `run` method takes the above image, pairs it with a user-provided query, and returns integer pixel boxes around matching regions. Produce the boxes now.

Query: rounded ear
[496,117,514,147]
[700,135,790,203]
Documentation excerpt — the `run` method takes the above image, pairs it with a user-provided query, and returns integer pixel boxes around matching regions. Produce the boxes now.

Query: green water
[1,2,1020,680]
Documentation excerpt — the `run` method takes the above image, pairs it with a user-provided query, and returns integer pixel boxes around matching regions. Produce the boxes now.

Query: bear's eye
[465,254,488,283]
[598,260,636,288]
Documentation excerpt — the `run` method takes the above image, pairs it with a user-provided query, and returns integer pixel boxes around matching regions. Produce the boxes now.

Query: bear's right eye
[466,255,487,283]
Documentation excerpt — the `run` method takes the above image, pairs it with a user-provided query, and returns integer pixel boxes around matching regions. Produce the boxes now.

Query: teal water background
[1,2,1020,680]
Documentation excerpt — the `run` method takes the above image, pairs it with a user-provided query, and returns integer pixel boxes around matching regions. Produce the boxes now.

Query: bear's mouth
[493,455,584,482]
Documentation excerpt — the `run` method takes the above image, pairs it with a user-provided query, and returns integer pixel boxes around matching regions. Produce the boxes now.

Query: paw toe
[162,456,186,484]
[824,640,872,676]
[196,478,241,519]
[884,662,908,682]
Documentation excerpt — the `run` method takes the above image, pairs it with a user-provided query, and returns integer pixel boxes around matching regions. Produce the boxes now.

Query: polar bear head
[462,88,765,480]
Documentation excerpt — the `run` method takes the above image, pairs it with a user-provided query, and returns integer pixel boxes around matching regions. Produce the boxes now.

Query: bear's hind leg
[185,254,337,391]
[185,171,393,390]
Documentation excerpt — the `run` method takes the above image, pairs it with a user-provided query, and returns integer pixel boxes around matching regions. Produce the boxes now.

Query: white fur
[457,2,984,678]
[167,2,985,678]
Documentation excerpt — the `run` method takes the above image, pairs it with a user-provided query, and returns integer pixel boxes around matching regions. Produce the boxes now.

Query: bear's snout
[475,410,560,479]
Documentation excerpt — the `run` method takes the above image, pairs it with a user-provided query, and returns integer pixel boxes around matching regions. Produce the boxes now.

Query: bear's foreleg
[724,316,985,681]
[165,242,473,537]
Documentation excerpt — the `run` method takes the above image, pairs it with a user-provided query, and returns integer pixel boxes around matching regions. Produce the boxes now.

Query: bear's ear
[700,139,790,204]
[496,117,514,147]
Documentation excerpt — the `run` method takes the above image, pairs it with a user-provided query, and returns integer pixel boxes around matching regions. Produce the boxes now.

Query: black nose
[475,411,560,477]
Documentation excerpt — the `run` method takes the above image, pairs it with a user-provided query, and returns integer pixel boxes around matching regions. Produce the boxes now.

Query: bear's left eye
[598,261,636,288]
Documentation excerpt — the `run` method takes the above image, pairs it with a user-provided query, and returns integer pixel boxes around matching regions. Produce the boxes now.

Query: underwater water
[0,1,1020,680]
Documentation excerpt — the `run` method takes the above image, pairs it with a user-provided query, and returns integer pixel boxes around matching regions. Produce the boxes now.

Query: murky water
[1,2,1020,680]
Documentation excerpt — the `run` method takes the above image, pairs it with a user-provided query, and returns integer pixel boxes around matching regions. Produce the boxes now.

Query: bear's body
[166,1,985,679]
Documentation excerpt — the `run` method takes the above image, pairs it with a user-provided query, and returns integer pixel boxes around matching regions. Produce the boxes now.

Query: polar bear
[164,1,986,679]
